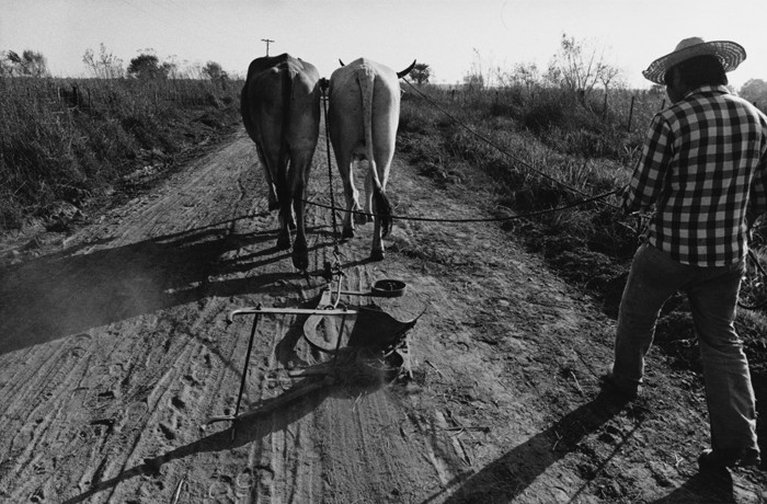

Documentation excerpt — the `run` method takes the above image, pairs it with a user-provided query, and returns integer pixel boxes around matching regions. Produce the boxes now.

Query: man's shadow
[438,392,634,504]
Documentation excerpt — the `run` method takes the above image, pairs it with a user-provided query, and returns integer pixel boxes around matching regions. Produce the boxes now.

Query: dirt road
[1,125,765,503]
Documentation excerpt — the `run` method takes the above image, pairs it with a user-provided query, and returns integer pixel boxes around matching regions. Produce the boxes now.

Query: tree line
[0,43,230,81]
[2,37,766,106]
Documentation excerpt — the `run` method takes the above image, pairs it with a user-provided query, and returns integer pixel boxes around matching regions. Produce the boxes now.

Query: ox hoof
[276,236,291,251]
[370,250,384,261]
[342,228,355,240]
[292,242,308,271]
[292,252,309,272]
[354,212,368,225]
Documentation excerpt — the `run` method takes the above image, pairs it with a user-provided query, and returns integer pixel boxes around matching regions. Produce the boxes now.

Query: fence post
[626,95,635,133]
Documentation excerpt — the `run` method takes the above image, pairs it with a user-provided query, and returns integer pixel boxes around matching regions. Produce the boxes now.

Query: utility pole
[261,38,275,56]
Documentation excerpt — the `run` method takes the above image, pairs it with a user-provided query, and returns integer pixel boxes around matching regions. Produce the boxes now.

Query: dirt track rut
[1,126,766,503]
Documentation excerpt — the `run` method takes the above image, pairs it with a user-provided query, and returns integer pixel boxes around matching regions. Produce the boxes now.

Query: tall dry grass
[0,76,241,230]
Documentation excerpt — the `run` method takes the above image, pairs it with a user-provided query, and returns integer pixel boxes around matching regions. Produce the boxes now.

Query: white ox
[328,58,416,260]
[240,53,321,271]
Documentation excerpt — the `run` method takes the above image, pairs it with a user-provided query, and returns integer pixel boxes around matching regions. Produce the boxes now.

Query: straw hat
[642,37,746,84]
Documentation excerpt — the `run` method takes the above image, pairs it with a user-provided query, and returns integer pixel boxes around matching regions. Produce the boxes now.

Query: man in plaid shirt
[603,37,767,472]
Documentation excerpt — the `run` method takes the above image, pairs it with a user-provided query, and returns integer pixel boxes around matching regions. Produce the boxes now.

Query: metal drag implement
[207,276,412,442]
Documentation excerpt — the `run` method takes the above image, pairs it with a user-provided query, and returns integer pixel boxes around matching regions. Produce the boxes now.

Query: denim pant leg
[613,244,686,387]
[686,260,760,460]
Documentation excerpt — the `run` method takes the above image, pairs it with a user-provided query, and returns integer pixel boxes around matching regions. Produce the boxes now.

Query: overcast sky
[2,0,766,90]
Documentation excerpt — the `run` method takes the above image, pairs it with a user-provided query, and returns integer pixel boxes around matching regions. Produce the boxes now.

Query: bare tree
[546,33,621,100]
[463,49,485,90]
[83,43,124,79]
[507,62,540,91]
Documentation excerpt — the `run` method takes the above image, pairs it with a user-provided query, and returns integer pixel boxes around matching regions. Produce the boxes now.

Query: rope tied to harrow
[319,77,345,281]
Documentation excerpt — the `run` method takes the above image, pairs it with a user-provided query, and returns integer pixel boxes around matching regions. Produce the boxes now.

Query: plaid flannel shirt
[623,85,767,266]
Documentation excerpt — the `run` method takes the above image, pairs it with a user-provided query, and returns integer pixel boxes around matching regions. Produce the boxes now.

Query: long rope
[320,79,340,249]
[303,186,621,224]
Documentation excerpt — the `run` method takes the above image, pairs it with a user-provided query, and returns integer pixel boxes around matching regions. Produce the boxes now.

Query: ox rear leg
[256,146,280,211]
[369,188,387,261]
[286,168,297,231]
[349,159,367,227]
[274,162,292,251]
[339,158,360,239]
[290,154,311,271]
[268,185,279,212]
[370,213,384,261]
[363,167,376,224]
[276,209,291,251]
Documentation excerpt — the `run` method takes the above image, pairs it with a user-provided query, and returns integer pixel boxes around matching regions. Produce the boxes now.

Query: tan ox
[240,53,321,271]
[328,58,415,260]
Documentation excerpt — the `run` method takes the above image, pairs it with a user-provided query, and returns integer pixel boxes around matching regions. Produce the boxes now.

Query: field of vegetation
[0,75,242,231]
[396,79,767,446]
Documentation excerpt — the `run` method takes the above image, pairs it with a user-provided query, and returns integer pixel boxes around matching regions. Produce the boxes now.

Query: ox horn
[397,60,417,79]
[338,59,345,67]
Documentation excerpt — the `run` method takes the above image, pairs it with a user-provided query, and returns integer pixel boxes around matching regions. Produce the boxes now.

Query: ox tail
[356,66,393,237]
[280,68,293,167]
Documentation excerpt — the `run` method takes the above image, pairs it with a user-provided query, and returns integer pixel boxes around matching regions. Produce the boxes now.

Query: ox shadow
[427,392,631,504]
[0,219,335,356]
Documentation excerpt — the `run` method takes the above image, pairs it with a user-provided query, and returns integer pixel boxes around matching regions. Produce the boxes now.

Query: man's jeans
[613,243,759,461]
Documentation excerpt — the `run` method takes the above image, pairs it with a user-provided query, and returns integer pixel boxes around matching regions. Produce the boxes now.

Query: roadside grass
[0,76,242,231]
[397,84,767,429]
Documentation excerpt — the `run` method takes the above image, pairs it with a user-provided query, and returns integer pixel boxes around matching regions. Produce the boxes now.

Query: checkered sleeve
[622,114,674,215]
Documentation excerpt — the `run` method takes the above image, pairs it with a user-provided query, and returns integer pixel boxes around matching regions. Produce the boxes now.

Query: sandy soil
[0,123,765,504]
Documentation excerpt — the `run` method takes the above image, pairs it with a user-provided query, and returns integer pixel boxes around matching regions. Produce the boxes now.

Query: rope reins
[319,78,340,252]
[302,186,622,224]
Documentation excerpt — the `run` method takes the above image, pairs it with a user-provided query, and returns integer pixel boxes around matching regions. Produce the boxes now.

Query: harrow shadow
[61,354,395,504]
